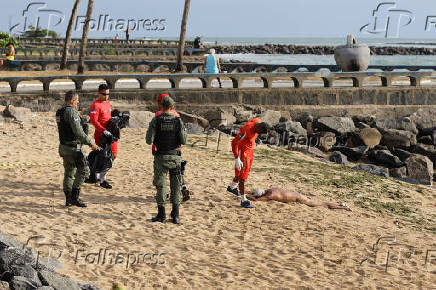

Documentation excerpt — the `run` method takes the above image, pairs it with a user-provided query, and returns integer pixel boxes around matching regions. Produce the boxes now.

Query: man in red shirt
[227,118,270,208]
[89,84,117,189]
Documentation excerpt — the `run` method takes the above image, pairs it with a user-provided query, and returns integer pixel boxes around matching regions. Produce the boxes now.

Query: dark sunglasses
[99,92,110,96]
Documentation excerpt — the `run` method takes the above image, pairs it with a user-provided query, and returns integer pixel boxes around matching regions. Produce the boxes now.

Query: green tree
[0,32,18,48]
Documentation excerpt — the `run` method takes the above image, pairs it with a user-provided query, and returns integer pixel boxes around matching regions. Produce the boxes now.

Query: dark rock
[318,132,336,152]
[202,108,235,128]
[331,146,369,162]
[380,129,417,148]
[356,122,370,129]
[368,150,404,168]
[0,247,35,275]
[414,143,436,162]
[234,108,253,123]
[352,164,389,177]
[316,117,356,135]
[389,167,407,179]
[38,270,82,290]
[0,232,23,249]
[298,113,314,128]
[405,154,434,185]
[79,284,99,290]
[376,117,418,135]
[266,130,280,146]
[259,110,281,127]
[9,276,38,290]
[352,115,376,126]
[8,263,42,287]
[373,145,388,151]
[409,108,436,130]
[287,143,326,159]
[3,105,34,122]
[417,136,433,145]
[392,148,412,162]
[275,121,306,136]
[329,151,350,165]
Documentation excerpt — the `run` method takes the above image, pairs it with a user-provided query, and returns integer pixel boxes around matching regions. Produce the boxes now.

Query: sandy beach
[0,113,435,289]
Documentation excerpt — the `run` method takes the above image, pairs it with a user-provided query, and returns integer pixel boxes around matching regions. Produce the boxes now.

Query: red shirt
[155,109,180,118]
[90,100,112,132]
[232,118,261,158]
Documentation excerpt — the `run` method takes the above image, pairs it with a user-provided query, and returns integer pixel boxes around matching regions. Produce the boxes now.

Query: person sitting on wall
[0,42,15,71]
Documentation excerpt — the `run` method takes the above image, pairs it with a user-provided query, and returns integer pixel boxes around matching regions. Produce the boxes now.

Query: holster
[74,150,89,168]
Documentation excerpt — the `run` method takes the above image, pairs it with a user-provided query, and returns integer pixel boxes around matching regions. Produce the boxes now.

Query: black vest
[56,105,76,144]
[153,115,181,154]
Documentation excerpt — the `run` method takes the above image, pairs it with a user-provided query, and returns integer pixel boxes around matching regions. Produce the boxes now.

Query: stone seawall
[1,87,435,120]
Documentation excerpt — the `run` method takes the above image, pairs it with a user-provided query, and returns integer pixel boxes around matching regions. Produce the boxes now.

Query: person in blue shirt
[203,48,222,88]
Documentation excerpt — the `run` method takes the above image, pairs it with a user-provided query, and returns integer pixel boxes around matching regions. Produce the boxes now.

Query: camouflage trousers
[153,155,182,206]
[59,145,90,192]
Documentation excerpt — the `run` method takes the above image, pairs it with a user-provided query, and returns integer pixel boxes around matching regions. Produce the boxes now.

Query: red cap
[157,93,169,102]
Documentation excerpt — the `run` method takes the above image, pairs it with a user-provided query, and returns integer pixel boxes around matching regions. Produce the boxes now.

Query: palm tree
[77,0,94,74]
[60,0,82,70]
[175,0,191,72]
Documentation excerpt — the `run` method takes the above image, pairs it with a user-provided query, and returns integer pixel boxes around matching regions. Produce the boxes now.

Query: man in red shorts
[89,84,117,189]
[227,118,270,208]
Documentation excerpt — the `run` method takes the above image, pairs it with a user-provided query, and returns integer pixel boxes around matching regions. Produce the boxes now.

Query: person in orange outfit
[89,84,117,189]
[227,118,270,208]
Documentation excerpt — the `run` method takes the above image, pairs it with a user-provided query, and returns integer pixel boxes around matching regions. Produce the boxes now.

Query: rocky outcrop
[329,151,349,165]
[3,105,34,122]
[404,154,434,185]
[316,117,356,135]
[368,150,404,168]
[380,129,417,148]
[0,232,98,290]
[357,128,382,148]
[352,164,389,177]
[127,111,154,128]
[259,110,281,127]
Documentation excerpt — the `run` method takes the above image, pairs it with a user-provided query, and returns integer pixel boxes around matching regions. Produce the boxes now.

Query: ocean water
[218,53,436,66]
[193,37,436,66]
[200,37,436,47]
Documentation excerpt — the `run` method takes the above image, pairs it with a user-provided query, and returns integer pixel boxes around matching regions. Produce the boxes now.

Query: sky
[2,0,436,39]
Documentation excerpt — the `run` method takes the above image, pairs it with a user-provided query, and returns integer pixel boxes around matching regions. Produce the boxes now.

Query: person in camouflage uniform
[56,91,99,207]
[146,96,187,224]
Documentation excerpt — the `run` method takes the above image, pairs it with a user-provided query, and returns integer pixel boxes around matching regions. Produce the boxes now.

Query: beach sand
[0,113,435,289]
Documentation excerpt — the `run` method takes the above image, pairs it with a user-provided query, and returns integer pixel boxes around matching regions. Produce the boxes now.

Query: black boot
[152,205,166,223]
[64,190,72,207]
[170,204,180,224]
[71,188,87,208]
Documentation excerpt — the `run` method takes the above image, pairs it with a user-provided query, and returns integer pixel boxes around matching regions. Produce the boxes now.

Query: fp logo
[360,2,414,38]
[9,2,65,36]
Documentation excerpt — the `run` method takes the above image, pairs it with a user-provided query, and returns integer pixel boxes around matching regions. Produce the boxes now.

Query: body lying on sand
[248,188,352,211]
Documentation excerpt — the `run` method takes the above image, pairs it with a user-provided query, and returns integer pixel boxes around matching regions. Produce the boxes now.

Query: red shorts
[94,131,118,155]
[234,149,254,180]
